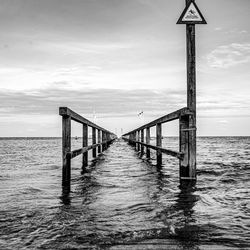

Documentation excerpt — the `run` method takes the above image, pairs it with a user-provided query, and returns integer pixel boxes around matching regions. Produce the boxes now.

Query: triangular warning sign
[177,1,207,24]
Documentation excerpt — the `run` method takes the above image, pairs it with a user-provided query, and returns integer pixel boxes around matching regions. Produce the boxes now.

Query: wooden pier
[59,107,116,190]
[122,0,207,183]
[122,107,196,181]
[59,0,206,187]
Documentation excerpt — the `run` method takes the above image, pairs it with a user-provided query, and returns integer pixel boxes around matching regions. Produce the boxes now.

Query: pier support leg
[140,129,144,157]
[62,115,71,188]
[136,131,140,152]
[179,114,196,181]
[92,127,96,158]
[102,131,105,151]
[156,123,162,166]
[82,124,88,169]
[98,129,101,154]
[146,127,150,159]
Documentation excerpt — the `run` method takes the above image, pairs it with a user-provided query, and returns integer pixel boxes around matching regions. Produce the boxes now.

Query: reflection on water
[0,137,250,249]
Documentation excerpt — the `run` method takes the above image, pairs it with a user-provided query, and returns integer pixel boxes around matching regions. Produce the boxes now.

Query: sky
[0,0,250,137]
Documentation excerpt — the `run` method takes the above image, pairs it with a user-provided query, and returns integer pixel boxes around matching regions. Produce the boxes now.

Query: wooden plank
[92,127,96,158]
[146,127,150,158]
[62,116,71,187]
[156,123,162,166]
[82,124,88,168]
[123,107,192,136]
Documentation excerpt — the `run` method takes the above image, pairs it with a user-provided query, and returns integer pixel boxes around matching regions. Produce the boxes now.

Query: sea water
[0,137,249,249]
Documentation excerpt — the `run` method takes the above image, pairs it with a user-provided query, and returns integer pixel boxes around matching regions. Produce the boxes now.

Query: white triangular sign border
[177,1,207,24]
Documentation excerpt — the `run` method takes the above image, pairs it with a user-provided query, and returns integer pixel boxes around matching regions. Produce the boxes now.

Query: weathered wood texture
[136,131,140,151]
[82,124,88,168]
[98,129,101,154]
[62,116,71,187]
[140,129,144,156]
[123,137,184,160]
[59,107,112,134]
[60,107,117,189]
[123,107,192,136]
[92,127,96,158]
[185,0,196,180]
[146,127,150,158]
[156,123,162,166]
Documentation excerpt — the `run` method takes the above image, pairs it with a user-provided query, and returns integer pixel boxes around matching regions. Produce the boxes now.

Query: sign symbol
[177,1,207,24]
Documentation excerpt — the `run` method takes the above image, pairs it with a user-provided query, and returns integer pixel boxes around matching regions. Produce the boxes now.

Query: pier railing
[122,107,196,181]
[59,107,116,188]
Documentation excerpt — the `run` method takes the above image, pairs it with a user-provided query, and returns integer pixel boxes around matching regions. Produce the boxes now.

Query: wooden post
[179,115,189,178]
[92,127,96,157]
[140,129,144,156]
[98,129,101,154]
[129,134,132,145]
[106,133,110,147]
[133,132,136,147]
[102,131,105,151]
[136,131,140,151]
[156,123,162,166]
[82,124,88,169]
[146,127,150,158]
[62,115,71,187]
[184,0,196,180]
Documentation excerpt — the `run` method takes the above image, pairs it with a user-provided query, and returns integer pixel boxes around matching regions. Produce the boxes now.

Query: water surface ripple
[0,137,249,249]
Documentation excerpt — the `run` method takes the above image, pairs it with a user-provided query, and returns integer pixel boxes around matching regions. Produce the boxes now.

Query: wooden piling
[184,0,197,180]
[136,131,140,151]
[140,129,144,156]
[146,127,150,158]
[62,115,71,187]
[102,131,106,151]
[92,127,96,158]
[98,129,101,154]
[156,123,162,166]
[82,124,88,168]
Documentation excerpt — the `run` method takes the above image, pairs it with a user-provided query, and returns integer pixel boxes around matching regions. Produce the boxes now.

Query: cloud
[206,43,250,68]
[0,88,186,119]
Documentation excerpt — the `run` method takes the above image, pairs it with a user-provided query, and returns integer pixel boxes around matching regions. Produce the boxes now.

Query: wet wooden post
[136,130,140,152]
[177,0,206,181]
[62,115,71,187]
[82,124,88,168]
[92,127,96,158]
[179,114,190,178]
[156,123,162,166]
[129,133,132,145]
[133,132,136,147]
[104,132,107,150]
[140,129,144,156]
[146,127,150,158]
[107,133,110,148]
[186,0,196,180]
[98,129,101,154]
[102,131,105,151]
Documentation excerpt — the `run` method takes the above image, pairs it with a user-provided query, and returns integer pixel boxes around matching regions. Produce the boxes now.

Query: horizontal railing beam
[123,107,192,136]
[67,140,115,159]
[123,137,184,160]
[59,107,114,135]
